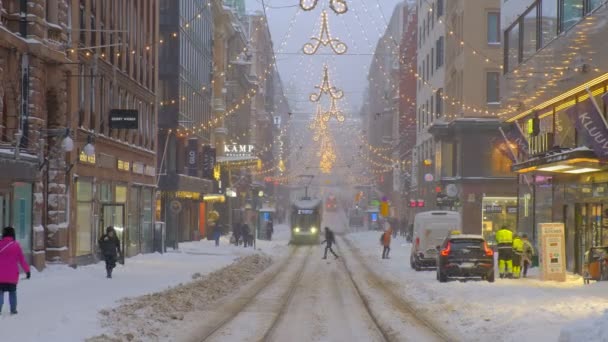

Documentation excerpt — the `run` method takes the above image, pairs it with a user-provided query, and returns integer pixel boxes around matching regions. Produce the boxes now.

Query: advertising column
[538,222,567,282]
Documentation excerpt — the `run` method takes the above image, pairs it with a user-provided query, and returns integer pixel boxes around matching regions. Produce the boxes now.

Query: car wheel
[487,272,495,283]
[415,262,421,271]
[438,269,447,283]
[410,256,416,270]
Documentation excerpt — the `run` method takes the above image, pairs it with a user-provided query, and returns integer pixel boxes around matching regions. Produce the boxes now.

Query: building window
[436,88,443,118]
[587,0,603,13]
[522,5,538,59]
[436,36,444,68]
[487,12,500,44]
[505,23,520,72]
[437,0,444,17]
[431,4,435,27]
[486,71,500,103]
[541,0,558,46]
[426,54,430,80]
[431,47,434,75]
[561,0,583,32]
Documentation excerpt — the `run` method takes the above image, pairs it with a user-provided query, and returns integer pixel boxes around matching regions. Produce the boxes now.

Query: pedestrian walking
[381,227,393,259]
[98,226,121,279]
[212,223,221,247]
[321,227,339,259]
[233,222,242,246]
[242,223,251,248]
[522,233,535,278]
[512,234,524,279]
[266,220,274,241]
[496,225,514,279]
[0,227,30,315]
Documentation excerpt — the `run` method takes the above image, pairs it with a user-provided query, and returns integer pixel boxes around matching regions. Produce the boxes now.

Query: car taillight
[415,237,420,248]
[440,242,451,256]
[484,242,494,256]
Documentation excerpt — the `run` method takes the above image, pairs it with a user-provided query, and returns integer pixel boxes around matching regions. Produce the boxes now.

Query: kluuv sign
[109,109,139,129]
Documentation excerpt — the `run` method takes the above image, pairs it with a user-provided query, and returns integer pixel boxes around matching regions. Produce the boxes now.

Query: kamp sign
[109,109,138,129]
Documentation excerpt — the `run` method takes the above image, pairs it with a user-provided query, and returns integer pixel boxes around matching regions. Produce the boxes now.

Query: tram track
[338,235,453,342]
[194,246,313,342]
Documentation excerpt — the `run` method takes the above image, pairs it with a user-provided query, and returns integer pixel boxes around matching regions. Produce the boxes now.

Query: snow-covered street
[0,229,289,342]
[345,230,608,342]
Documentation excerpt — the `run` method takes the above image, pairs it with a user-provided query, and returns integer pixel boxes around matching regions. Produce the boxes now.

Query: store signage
[201,145,216,179]
[567,97,608,159]
[175,191,200,200]
[506,206,518,214]
[186,139,198,177]
[109,109,138,129]
[224,144,254,157]
[132,162,144,175]
[484,205,503,213]
[79,151,96,164]
[144,166,156,177]
[538,222,566,282]
[117,159,130,172]
[504,122,529,156]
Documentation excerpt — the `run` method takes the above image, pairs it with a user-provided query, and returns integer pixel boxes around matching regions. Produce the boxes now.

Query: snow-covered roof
[293,198,322,210]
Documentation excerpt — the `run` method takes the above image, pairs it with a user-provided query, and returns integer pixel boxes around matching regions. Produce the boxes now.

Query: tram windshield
[292,209,318,229]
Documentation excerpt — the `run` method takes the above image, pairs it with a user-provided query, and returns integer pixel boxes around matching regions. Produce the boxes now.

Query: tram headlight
[310,227,318,234]
[294,227,300,233]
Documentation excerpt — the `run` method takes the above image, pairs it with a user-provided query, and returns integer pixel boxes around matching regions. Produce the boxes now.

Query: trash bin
[154,222,166,253]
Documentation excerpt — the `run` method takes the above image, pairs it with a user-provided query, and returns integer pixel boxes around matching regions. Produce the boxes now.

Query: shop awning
[513,147,608,174]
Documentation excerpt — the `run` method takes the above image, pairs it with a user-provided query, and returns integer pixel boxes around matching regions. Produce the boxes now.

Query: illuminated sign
[117,160,130,172]
[298,210,314,215]
[224,144,254,157]
[175,191,200,200]
[79,151,96,164]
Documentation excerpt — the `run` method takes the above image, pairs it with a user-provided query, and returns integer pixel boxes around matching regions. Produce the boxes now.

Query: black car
[436,234,495,283]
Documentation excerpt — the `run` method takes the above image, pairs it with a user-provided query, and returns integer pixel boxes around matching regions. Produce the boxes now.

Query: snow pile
[0,236,288,342]
[559,310,608,342]
[88,254,273,342]
[347,231,608,342]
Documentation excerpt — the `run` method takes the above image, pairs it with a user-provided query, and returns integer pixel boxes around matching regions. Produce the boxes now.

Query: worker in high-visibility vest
[512,234,524,279]
[496,225,514,279]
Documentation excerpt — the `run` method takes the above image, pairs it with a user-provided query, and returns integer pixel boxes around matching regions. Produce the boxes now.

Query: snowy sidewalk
[0,225,290,342]
[347,231,608,342]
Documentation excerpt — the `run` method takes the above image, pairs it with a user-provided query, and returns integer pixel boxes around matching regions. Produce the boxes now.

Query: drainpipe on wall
[18,0,29,149]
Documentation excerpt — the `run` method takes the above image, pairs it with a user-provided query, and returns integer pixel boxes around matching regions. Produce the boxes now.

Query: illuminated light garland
[321,97,346,123]
[300,0,348,14]
[303,10,348,55]
[309,64,344,102]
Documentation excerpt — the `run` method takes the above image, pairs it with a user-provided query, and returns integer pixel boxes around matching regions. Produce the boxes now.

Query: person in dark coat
[242,223,251,247]
[321,227,339,259]
[233,222,242,246]
[99,226,121,278]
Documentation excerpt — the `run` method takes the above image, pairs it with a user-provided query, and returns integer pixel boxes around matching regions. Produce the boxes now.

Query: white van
[410,211,462,270]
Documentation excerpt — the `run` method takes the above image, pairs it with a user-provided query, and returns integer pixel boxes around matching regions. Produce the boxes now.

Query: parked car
[436,233,495,283]
[410,211,461,270]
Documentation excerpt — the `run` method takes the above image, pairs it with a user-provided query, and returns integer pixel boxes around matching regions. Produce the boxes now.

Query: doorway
[100,204,126,263]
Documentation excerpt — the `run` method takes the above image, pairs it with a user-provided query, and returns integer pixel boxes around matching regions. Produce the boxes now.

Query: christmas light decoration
[303,10,347,55]
[300,0,348,14]
[309,65,344,102]
[322,97,346,123]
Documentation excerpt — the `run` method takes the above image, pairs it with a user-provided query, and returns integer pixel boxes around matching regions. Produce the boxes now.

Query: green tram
[290,198,322,244]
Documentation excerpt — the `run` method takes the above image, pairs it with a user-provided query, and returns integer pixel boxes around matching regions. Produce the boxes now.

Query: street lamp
[83,135,95,156]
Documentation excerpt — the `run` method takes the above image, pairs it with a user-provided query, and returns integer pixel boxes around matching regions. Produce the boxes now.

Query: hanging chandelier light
[309,65,344,102]
[303,10,347,55]
[300,0,348,14]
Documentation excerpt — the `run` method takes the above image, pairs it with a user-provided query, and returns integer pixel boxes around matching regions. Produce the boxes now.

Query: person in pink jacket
[0,226,31,315]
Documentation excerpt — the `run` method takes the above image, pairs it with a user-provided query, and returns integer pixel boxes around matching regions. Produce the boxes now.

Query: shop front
[158,175,213,248]
[0,153,37,264]
[72,139,157,264]
[0,154,38,262]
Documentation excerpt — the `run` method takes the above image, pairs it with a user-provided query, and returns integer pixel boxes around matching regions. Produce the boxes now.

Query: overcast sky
[244,0,405,116]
